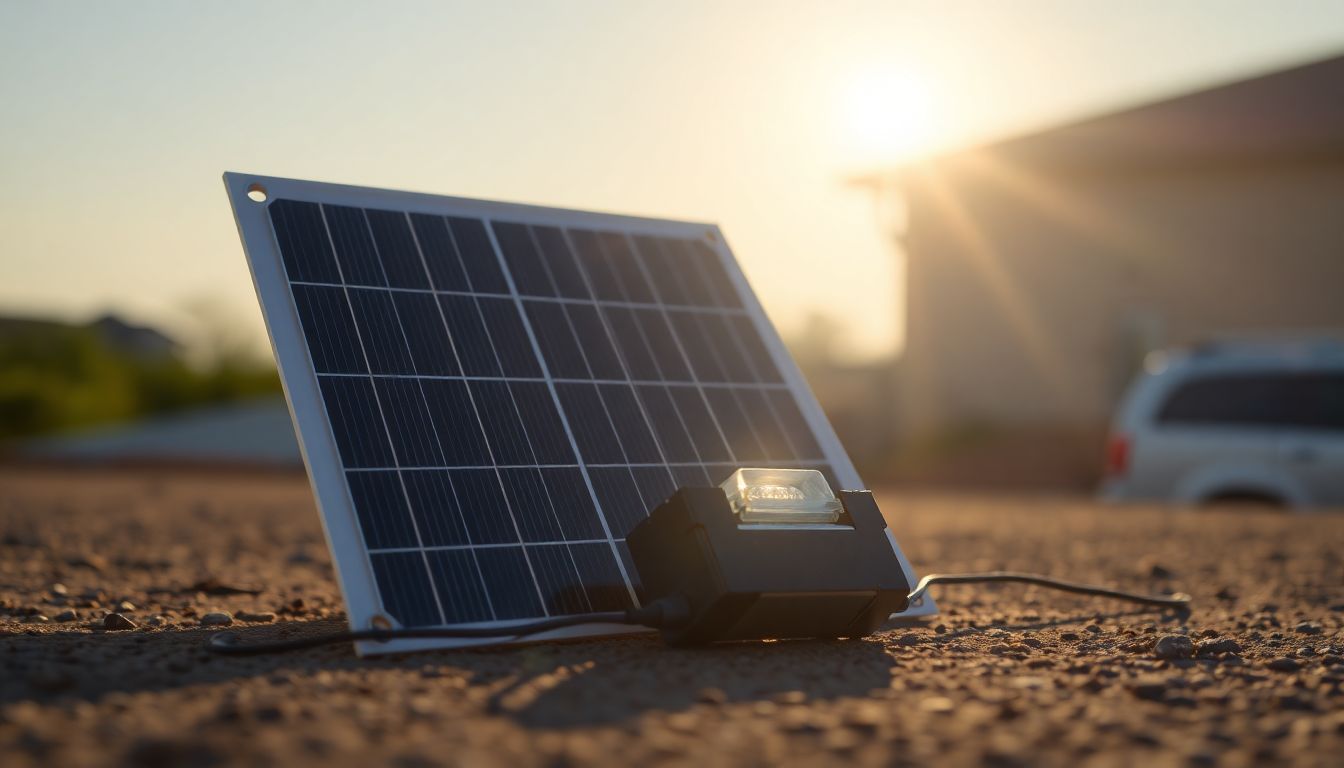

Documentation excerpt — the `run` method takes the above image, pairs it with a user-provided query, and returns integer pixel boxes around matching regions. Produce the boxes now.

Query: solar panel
[225,173,933,653]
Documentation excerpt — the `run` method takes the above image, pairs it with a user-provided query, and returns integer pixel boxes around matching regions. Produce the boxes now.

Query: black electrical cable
[205,598,690,656]
[907,571,1191,609]
[205,573,1189,655]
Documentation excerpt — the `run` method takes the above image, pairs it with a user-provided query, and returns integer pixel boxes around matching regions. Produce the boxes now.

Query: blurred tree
[0,314,279,443]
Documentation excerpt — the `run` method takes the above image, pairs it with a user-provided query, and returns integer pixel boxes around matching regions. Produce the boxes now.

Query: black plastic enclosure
[626,487,911,644]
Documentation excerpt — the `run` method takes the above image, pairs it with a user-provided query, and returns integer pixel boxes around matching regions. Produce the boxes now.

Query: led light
[720,468,843,524]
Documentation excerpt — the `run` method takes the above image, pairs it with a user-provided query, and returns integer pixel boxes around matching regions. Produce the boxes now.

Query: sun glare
[838,68,937,166]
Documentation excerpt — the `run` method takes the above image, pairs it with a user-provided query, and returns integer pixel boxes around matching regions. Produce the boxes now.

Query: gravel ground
[1,467,1342,767]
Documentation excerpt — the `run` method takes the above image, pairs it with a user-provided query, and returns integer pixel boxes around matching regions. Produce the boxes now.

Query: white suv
[1101,340,1344,509]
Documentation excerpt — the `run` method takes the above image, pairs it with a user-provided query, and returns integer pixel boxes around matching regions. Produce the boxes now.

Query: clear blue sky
[3,1,1342,360]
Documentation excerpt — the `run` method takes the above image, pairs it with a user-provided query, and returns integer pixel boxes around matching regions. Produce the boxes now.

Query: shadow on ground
[1,607,1191,730]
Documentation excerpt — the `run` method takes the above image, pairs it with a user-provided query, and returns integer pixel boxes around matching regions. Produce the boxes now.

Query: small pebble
[116,600,136,613]
[1154,635,1194,660]
[1267,657,1300,672]
[235,610,277,623]
[200,612,234,627]
[50,583,69,597]
[1295,622,1323,636]
[54,609,78,622]
[103,613,137,631]
[1197,638,1242,656]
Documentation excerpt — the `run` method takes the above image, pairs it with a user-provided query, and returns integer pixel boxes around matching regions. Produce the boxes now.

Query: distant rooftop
[0,312,178,359]
[921,51,1344,173]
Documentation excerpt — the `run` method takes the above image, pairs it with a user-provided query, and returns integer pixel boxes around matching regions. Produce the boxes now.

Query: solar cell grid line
[301,202,452,628]
[554,227,689,516]
[399,210,578,621]
[480,220,642,608]
[622,232,743,476]
[226,173,935,654]
[316,205,518,625]
[342,209,523,624]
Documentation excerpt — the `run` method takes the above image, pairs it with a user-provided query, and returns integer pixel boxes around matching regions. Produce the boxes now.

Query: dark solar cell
[632,236,692,306]
[634,385,699,463]
[409,213,471,292]
[437,295,501,378]
[703,387,767,462]
[568,543,632,610]
[476,298,542,378]
[370,552,442,627]
[468,380,535,466]
[599,231,657,303]
[319,376,394,469]
[507,382,575,464]
[323,205,385,286]
[699,313,756,383]
[568,228,624,301]
[346,470,418,550]
[598,385,663,464]
[555,383,625,464]
[667,387,732,463]
[735,387,795,461]
[391,292,459,376]
[587,467,646,538]
[690,240,743,308]
[629,466,677,514]
[527,544,591,615]
[499,468,564,542]
[493,221,556,297]
[291,284,366,374]
[540,468,606,540]
[346,289,415,375]
[672,464,712,489]
[634,309,692,381]
[532,226,590,299]
[601,306,661,380]
[525,301,589,380]
[447,217,509,294]
[661,238,719,306]
[425,549,493,623]
[269,200,341,283]
[401,469,471,546]
[450,469,519,545]
[475,547,544,619]
[668,311,728,382]
[372,378,444,467]
[728,315,783,383]
[418,379,491,467]
[563,304,625,381]
[767,389,824,459]
[366,209,431,289]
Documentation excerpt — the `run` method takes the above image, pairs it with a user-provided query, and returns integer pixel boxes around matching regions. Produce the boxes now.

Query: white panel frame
[224,172,934,655]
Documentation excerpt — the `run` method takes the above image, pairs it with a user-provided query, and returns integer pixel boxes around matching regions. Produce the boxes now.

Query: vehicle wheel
[1202,490,1285,510]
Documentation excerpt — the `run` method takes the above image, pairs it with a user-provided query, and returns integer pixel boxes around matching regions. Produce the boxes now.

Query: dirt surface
[1,468,1342,767]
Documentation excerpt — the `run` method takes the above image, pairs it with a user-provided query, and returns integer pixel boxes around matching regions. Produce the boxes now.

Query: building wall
[896,156,1344,483]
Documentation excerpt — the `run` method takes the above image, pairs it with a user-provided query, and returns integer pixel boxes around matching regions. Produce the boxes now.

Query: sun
[838,68,938,166]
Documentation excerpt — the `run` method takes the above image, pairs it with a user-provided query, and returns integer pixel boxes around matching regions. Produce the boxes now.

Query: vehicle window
[1311,374,1344,431]
[1156,373,1344,432]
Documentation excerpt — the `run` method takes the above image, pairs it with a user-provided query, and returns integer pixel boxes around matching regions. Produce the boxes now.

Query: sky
[3,1,1343,362]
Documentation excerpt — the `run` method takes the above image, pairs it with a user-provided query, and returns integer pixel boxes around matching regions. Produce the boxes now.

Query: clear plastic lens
[720,468,842,524]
